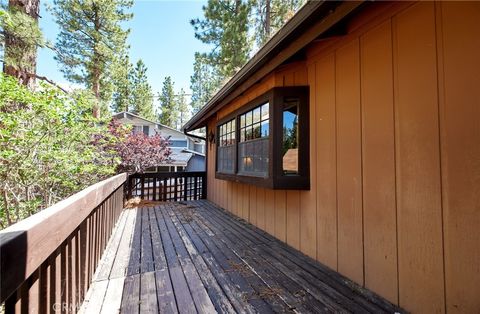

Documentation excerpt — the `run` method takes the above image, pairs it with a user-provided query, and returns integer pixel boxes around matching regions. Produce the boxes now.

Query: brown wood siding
[314,54,338,269]
[205,2,480,312]
[360,19,398,304]
[437,3,480,313]
[393,3,444,312]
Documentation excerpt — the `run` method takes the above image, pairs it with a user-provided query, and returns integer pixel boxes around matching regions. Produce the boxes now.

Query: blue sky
[37,0,210,107]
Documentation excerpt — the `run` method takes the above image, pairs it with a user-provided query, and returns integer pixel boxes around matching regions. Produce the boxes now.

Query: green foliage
[111,57,155,121]
[282,115,298,156]
[0,73,120,229]
[1,2,44,85]
[191,0,252,79]
[111,53,133,113]
[131,59,155,120]
[252,0,305,47]
[51,0,133,105]
[176,88,190,129]
[189,0,305,113]
[190,52,221,115]
[157,76,177,128]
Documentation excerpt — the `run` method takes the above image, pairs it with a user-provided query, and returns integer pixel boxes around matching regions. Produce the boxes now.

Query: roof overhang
[184,0,364,132]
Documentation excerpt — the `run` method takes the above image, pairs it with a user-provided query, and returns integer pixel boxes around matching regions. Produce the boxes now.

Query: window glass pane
[232,119,236,130]
[157,166,169,172]
[261,121,269,137]
[239,104,269,143]
[240,128,245,142]
[246,111,252,125]
[253,107,261,123]
[240,114,245,128]
[261,103,269,120]
[238,139,268,177]
[246,126,252,141]
[218,119,235,147]
[253,122,261,139]
[282,105,299,175]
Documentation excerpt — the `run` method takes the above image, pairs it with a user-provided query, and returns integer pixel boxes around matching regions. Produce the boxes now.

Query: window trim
[214,86,309,190]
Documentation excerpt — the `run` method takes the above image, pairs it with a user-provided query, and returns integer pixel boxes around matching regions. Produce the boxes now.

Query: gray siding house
[113,111,205,172]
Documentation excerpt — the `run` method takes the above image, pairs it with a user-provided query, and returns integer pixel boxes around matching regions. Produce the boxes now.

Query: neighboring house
[112,111,205,172]
[183,2,479,314]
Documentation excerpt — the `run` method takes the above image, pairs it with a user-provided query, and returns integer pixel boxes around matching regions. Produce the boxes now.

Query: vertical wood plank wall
[206,2,480,313]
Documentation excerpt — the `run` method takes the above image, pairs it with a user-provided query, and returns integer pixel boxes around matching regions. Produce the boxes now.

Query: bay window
[215,86,309,190]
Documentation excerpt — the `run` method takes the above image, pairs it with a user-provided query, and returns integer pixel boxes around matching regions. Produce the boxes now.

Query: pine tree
[158,76,177,128]
[111,53,133,113]
[2,0,43,87]
[253,0,305,47]
[52,0,133,118]
[190,52,220,114]
[176,88,190,130]
[131,59,155,121]
[191,0,251,79]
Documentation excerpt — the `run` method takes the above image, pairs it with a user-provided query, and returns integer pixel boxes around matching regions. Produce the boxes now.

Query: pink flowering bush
[101,119,172,173]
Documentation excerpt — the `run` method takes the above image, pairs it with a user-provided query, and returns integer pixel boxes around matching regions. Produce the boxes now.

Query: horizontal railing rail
[0,173,127,313]
[127,171,207,201]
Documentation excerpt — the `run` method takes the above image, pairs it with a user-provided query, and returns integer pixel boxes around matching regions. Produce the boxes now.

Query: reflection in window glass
[261,103,269,120]
[282,103,299,175]
[217,119,236,173]
[238,103,269,177]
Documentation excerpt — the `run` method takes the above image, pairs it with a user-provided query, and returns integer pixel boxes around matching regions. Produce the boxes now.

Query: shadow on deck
[80,200,403,313]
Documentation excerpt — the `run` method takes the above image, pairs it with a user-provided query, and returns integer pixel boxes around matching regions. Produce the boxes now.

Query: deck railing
[127,171,206,201]
[0,173,127,313]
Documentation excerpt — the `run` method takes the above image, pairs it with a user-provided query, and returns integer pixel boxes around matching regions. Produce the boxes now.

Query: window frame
[216,118,237,175]
[214,86,309,190]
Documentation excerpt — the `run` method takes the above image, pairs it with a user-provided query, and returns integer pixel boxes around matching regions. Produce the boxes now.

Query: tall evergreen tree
[2,0,42,87]
[191,0,251,79]
[52,0,133,118]
[158,76,177,128]
[176,88,190,130]
[111,53,133,113]
[190,52,220,114]
[253,0,305,47]
[131,59,154,120]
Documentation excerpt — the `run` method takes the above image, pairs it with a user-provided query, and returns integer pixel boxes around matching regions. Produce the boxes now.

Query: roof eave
[184,0,364,132]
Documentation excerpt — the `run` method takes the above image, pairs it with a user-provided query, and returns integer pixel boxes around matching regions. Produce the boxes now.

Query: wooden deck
[80,200,403,313]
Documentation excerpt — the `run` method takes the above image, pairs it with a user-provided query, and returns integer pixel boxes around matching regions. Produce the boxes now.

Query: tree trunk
[92,69,100,118]
[3,0,40,88]
[265,0,271,38]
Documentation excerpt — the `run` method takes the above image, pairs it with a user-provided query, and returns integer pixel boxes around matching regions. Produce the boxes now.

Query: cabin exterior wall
[205,2,480,313]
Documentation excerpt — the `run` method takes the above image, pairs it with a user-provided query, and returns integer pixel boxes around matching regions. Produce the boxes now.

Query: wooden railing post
[140,177,145,199]
[201,173,207,199]
[183,177,188,201]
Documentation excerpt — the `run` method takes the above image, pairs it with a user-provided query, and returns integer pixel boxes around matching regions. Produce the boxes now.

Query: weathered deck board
[82,200,404,313]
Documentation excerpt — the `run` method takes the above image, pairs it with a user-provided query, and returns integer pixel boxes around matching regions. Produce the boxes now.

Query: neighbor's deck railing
[0,173,127,313]
[127,171,207,201]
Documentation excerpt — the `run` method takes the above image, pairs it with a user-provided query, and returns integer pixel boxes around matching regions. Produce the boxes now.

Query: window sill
[215,171,310,190]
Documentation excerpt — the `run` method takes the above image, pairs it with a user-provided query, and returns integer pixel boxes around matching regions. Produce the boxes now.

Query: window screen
[217,119,236,173]
[238,103,269,177]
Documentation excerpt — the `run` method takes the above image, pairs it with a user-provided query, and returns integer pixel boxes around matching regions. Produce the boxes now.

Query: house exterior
[113,111,205,172]
[184,2,480,313]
